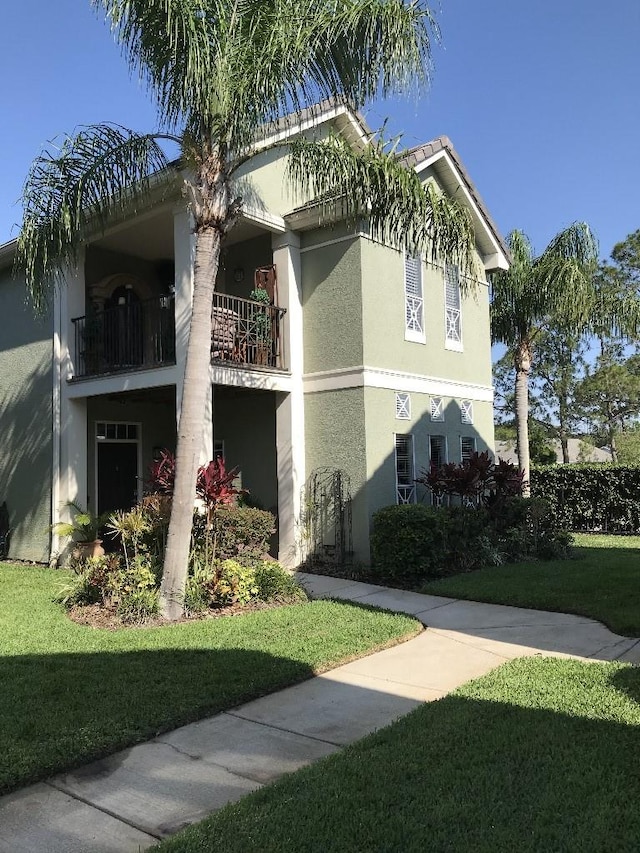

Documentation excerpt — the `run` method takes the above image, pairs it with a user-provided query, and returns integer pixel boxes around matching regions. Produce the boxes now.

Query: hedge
[531,464,640,533]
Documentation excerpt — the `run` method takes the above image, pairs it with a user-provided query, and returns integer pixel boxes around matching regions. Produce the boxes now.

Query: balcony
[72,294,175,379]
[71,291,287,381]
[211,293,286,371]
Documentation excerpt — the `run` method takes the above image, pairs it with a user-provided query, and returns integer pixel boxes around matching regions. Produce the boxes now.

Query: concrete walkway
[2,575,639,852]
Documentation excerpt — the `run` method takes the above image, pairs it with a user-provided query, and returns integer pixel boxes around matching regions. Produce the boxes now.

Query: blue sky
[1,0,638,260]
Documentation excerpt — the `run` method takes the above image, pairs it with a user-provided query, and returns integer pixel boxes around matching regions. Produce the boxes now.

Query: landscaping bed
[422,533,640,636]
[0,562,420,795]
[158,657,640,852]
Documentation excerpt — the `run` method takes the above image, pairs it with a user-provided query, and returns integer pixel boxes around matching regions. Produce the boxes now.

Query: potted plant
[51,502,110,560]
[249,286,272,365]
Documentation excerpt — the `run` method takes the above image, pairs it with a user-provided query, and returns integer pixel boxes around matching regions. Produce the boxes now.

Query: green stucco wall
[301,236,363,373]
[0,268,53,562]
[214,388,278,516]
[364,387,494,516]
[360,240,493,386]
[303,387,370,560]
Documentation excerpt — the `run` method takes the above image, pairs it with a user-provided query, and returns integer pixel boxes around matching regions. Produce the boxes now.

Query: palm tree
[491,224,598,491]
[16,0,474,619]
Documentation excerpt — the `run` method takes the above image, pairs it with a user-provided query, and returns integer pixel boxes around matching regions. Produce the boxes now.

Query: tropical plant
[490,225,599,490]
[17,0,474,619]
[51,501,110,543]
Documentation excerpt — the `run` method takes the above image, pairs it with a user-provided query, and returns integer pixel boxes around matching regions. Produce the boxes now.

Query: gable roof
[283,106,509,272]
[400,138,509,269]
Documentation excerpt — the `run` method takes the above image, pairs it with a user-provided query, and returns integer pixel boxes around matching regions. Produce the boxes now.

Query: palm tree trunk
[514,341,532,496]
[160,226,221,620]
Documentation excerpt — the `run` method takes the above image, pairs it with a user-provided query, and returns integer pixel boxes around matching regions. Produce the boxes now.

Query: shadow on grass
[0,647,314,796]
[158,662,640,853]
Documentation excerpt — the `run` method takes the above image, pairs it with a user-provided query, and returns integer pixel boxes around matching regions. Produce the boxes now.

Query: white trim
[445,339,464,353]
[299,231,367,254]
[252,103,369,155]
[66,364,179,398]
[303,365,493,402]
[414,149,509,271]
[211,363,294,393]
[241,206,286,233]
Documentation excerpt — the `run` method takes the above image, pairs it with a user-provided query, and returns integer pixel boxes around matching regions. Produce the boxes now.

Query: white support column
[273,230,305,566]
[56,256,88,558]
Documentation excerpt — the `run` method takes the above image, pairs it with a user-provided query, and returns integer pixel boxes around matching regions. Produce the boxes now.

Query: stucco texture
[0,270,53,562]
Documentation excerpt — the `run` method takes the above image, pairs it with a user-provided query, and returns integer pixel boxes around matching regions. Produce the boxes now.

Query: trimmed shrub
[531,464,640,532]
[254,561,307,603]
[370,505,449,583]
[206,506,276,562]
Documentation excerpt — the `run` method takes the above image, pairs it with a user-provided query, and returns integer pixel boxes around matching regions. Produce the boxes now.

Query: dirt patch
[66,597,301,630]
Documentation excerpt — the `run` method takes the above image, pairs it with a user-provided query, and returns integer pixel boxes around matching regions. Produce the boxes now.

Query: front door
[97,442,139,515]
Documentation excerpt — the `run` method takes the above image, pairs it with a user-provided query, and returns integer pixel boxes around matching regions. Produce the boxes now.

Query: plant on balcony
[249,286,272,365]
[16,0,474,620]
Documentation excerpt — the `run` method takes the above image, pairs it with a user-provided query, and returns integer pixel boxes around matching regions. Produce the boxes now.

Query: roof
[284,110,509,272]
[495,439,613,465]
[400,137,509,263]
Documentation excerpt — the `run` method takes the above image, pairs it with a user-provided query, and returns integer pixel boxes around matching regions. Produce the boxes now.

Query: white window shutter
[460,399,474,424]
[430,397,444,422]
[395,392,411,420]
[394,434,416,504]
[404,255,424,341]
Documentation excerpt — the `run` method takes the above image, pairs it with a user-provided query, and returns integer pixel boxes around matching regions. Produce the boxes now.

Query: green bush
[369,497,573,588]
[191,506,275,565]
[531,464,640,532]
[370,505,448,583]
[254,561,307,603]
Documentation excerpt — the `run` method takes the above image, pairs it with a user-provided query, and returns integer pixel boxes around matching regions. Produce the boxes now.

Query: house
[495,438,613,466]
[0,101,509,566]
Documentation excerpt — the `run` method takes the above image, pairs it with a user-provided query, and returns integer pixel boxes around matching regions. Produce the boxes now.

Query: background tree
[575,354,640,461]
[16,0,474,619]
[490,225,598,491]
[529,327,587,463]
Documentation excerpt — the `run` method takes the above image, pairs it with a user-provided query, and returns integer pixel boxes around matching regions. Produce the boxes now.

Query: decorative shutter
[429,435,446,467]
[430,397,444,422]
[395,392,411,420]
[461,436,476,462]
[460,399,474,424]
[404,255,424,338]
[445,264,462,345]
[394,434,416,504]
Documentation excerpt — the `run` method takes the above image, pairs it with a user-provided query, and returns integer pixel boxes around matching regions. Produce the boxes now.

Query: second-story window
[404,254,425,343]
[444,263,463,351]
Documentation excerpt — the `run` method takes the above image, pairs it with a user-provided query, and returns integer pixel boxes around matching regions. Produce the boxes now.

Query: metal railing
[72,294,176,378]
[211,292,286,370]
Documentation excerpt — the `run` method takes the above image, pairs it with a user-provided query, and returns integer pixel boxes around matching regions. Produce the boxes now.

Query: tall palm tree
[16,0,474,619]
[491,224,598,491]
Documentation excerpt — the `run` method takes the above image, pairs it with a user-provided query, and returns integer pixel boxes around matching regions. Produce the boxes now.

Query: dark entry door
[97,443,139,515]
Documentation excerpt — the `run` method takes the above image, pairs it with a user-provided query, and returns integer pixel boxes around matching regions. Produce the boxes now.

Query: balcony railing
[211,293,286,370]
[72,294,176,378]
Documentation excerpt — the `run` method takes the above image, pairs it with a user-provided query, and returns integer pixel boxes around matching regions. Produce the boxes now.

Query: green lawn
[158,657,640,853]
[0,562,419,795]
[421,533,640,636]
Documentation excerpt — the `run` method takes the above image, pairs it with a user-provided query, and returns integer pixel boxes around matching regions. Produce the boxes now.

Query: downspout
[50,289,62,565]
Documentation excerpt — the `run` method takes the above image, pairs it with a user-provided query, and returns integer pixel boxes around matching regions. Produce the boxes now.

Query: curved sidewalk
[2,575,638,852]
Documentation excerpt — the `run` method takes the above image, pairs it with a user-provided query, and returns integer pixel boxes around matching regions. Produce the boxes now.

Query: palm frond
[15,124,170,312]
[287,133,474,272]
[96,0,440,153]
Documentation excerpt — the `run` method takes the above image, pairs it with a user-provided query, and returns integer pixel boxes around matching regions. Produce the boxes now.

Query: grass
[0,562,420,795]
[158,657,640,852]
[421,533,640,636]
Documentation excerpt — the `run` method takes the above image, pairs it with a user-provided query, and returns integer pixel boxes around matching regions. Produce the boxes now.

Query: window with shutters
[404,254,425,343]
[444,263,463,351]
[430,396,444,422]
[461,436,476,462]
[395,392,411,420]
[460,399,474,425]
[429,435,447,467]
[394,434,416,504]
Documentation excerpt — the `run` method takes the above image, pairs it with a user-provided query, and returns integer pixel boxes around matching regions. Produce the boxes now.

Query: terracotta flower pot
[72,540,105,561]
